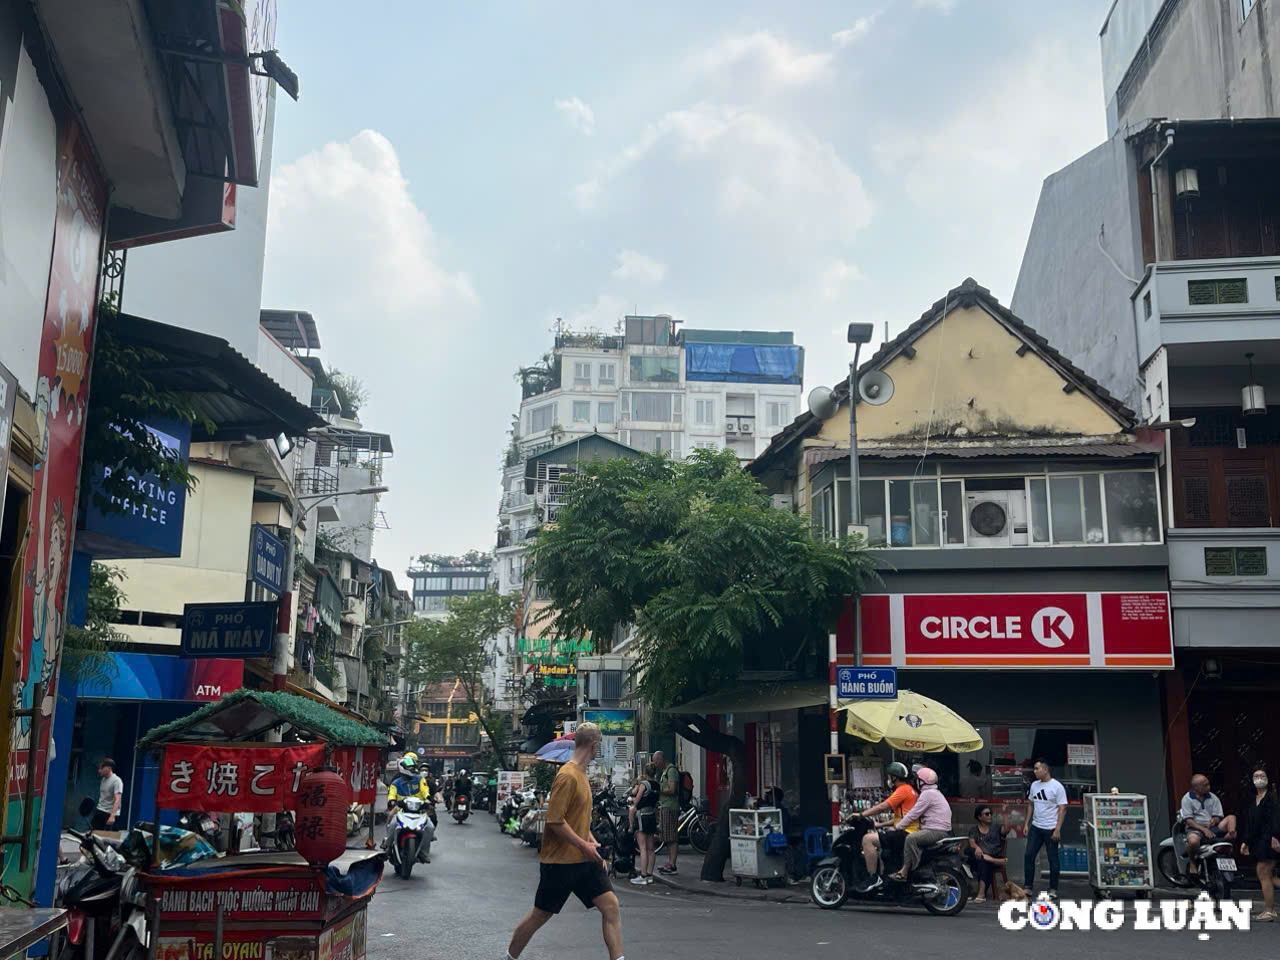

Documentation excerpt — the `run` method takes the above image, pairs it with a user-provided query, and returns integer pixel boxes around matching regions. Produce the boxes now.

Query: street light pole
[845,323,874,532]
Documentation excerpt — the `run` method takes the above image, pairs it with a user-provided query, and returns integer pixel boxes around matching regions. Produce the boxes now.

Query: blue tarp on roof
[685,343,804,384]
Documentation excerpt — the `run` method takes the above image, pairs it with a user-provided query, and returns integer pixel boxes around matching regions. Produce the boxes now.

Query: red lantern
[296,767,350,864]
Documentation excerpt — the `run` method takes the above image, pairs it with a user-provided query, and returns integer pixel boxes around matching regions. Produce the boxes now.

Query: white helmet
[398,752,420,778]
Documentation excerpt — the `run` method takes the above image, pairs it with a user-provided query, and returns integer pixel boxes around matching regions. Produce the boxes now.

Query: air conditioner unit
[340,578,359,597]
[965,490,1029,548]
[770,494,794,511]
[724,419,739,434]
[738,419,754,434]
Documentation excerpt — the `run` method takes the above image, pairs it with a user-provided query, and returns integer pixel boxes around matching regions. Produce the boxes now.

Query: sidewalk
[638,851,1209,906]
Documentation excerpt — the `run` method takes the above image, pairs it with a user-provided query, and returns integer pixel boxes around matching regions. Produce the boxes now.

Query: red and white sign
[156,743,380,813]
[859,592,1173,669]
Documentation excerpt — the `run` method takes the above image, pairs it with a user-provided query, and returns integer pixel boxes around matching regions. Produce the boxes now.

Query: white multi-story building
[493,315,805,714]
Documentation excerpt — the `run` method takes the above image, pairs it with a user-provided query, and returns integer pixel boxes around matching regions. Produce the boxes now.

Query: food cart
[134,689,389,960]
[728,807,787,888]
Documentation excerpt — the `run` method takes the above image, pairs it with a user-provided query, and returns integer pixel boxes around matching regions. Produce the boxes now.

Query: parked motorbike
[452,792,471,824]
[1156,822,1237,899]
[54,830,130,960]
[809,816,969,916]
[254,809,295,852]
[386,796,433,879]
[518,793,543,847]
[654,796,714,855]
[176,810,222,852]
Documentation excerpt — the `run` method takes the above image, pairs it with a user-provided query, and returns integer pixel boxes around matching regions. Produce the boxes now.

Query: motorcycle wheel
[810,866,848,909]
[1156,848,1193,889]
[1207,865,1231,902]
[397,839,417,879]
[922,867,968,916]
[689,816,713,855]
[122,935,146,960]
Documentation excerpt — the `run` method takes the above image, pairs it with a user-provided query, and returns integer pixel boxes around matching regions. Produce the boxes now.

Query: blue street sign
[837,667,897,700]
[181,601,278,658]
[250,524,286,595]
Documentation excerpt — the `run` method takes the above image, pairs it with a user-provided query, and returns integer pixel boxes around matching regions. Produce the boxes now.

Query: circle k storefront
[843,560,1174,877]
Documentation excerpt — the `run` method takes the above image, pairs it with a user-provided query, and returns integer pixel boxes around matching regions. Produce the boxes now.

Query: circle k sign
[908,593,1091,658]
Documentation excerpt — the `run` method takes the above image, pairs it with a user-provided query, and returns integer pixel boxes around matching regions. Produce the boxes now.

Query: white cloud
[567,293,626,331]
[915,0,957,12]
[554,96,596,135]
[694,31,833,88]
[264,129,483,578]
[833,12,881,48]
[612,249,667,285]
[574,103,872,244]
[821,259,864,300]
[873,37,1103,294]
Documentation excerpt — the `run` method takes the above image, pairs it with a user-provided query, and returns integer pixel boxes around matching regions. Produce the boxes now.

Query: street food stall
[132,690,388,960]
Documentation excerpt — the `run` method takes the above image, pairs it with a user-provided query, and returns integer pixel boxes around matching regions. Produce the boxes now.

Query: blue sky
[260,0,1111,578]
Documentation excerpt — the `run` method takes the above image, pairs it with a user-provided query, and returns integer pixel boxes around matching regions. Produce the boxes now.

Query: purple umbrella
[534,736,576,764]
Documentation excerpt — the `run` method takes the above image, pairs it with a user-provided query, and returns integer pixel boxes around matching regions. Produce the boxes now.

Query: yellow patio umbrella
[838,690,984,753]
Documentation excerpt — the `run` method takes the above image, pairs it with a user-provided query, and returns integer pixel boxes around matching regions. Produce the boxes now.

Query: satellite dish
[859,370,894,406]
[808,385,838,420]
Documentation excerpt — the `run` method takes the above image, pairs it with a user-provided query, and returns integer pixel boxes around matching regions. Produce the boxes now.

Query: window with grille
[1180,475,1213,525]
[1188,278,1247,305]
[419,724,446,744]
[1225,471,1270,526]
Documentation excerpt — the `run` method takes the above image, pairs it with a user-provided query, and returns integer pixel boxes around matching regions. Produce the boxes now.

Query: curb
[643,872,808,904]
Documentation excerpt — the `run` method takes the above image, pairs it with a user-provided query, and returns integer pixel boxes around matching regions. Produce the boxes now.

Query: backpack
[678,771,694,807]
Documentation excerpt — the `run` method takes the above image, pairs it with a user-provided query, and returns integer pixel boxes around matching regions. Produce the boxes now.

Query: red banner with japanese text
[156,744,379,812]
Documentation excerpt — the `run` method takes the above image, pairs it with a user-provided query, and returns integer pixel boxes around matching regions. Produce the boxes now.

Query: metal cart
[729,807,786,888]
[1083,792,1154,898]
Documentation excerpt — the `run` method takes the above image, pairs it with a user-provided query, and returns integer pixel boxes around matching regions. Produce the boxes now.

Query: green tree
[61,563,129,688]
[529,449,876,880]
[413,550,492,570]
[402,589,519,764]
[324,369,369,417]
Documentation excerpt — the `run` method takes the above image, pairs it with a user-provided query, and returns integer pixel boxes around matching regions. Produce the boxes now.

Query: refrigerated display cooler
[729,807,787,887]
[1083,792,1154,896]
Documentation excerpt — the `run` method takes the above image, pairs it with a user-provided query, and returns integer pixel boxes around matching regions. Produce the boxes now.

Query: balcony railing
[1135,256,1280,358]
[295,466,339,497]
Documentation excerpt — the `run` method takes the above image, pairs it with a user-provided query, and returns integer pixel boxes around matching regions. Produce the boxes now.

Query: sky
[259,0,1111,582]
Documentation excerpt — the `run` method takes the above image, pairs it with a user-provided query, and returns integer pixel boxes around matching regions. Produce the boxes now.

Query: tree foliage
[81,303,213,514]
[413,550,492,571]
[401,589,519,761]
[61,563,129,688]
[528,449,876,878]
[324,368,369,418]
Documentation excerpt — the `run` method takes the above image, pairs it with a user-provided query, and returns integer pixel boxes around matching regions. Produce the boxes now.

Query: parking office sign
[837,667,898,700]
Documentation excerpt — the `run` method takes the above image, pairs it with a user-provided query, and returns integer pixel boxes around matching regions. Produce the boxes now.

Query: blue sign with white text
[181,601,278,658]
[79,417,191,560]
[251,524,286,595]
[837,667,897,700]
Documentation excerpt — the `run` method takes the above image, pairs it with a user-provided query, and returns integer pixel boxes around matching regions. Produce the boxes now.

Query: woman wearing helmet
[855,762,918,891]
[888,767,953,882]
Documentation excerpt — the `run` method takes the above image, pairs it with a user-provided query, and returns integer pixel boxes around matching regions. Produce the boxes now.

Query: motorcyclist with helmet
[386,752,437,862]
[855,761,919,892]
[454,768,473,808]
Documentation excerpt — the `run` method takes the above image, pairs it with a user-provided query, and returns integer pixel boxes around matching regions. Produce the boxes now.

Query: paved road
[364,815,1275,959]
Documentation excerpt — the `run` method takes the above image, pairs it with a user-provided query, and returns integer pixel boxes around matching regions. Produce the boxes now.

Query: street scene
[2,1,1280,959]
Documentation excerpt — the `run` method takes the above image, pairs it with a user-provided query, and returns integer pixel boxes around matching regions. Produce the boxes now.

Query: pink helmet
[916,766,939,786]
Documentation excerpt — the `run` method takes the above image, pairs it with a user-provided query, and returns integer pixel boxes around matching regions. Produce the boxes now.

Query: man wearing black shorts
[504,722,624,960]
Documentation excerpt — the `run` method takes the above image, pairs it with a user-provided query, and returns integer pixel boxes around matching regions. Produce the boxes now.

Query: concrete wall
[1110,0,1280,132]
[1011,137,1145,412]
[255,327,314,405]
[120,89,277,359]
[110,461,255,645]
[0,25,57,396]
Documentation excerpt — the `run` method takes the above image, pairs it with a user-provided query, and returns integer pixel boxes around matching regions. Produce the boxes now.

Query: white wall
[256,327,314,405]
[119,89,277,358]
[0,37,57,395]
[110,461,256,645]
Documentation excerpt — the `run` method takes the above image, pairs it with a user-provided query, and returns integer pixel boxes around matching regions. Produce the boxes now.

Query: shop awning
[137,688,386,749]
[662,679,829,715]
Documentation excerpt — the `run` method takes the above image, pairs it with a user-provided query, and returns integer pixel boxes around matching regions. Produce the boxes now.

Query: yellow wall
[109,461,255,646]
[815,305,1124,444]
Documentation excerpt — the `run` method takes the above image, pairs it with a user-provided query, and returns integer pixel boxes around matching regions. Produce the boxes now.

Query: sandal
[973,896,986,903]
[1252,910,1276,922]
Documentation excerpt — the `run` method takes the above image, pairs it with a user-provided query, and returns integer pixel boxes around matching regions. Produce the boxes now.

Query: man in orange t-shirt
[855,762,918,891]
[504,723,625,960]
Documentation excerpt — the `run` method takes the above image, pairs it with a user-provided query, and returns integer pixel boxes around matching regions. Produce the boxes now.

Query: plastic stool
[804,827,831,871]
